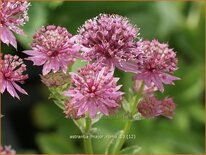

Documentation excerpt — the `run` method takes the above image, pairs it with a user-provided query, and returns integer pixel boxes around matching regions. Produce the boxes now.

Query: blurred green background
[2,1,205,154]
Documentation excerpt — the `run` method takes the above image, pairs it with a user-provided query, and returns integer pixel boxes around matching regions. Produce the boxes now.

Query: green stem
[112,120,132,154]
[112,82,144,154]
[83,118,93,154]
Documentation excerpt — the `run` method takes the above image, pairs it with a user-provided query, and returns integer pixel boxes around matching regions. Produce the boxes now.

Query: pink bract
[24,25,80,75]
[0,54,28,99]
[64,64,124,119]
[0,0,30,49]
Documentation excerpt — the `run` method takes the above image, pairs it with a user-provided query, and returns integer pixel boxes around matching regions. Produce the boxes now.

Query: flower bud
[40,71,70,87]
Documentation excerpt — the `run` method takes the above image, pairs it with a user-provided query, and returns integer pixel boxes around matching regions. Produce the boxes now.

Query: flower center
[3,70,12,79]
[47,50,59,57]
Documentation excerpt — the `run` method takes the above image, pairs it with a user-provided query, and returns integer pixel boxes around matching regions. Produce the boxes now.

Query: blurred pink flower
[64,64,124,118]
[133,40,180,92]
[0,145,16,154]
[137,96,162,118]
[24,25,80,75]
[137,95,176,119]
[0,54,28,99]
[77,13,139,69]
[0,0,30,49]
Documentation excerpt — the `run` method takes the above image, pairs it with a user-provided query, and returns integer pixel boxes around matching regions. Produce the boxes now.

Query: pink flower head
[137,96,162,118]
[64,64,124,119]
[133,40,180,92]
[24,25,80,75]
[77,13,139,68]
[0,145,16,154]
[0,0,30,49]
[0,54,28,99]
[137,95,176,119]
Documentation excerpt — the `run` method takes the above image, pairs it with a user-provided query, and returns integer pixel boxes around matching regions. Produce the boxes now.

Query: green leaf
[122,99,130,113]
[71,59,87,72]
[73,118,86,133]
[92,113,103,125]
[32,103,62,129]
[47,1,64,9]
[36,133,77,153]
[119,145,141,154]
[105,130,123,154]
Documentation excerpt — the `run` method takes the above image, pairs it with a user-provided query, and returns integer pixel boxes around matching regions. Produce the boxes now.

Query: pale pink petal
[160,73,180,85]
[23,50,46,56]
[151,74,164,92]
[77,102,88,116]
[1,79,7,93]
[1,27,17,49]
[42,61,52,75]
[88,101,97,118]
[98,104,109,116]
[12,82,28,95]
[117,60,138,73]
[6,81,20,99]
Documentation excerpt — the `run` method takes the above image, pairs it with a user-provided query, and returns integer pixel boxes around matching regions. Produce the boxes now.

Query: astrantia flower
[137,96,162,118]
[133,40,180,92]
[137,95,176,119]
[64,64,124,118]
[0,0,30,49]
[77,13,139,68]
[0,54,28,99]
[24,25,80,75]
[0,145,16,154]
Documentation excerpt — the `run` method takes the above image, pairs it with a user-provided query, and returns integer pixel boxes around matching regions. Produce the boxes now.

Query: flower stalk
[83,117,93,154]
[112,82,144,154]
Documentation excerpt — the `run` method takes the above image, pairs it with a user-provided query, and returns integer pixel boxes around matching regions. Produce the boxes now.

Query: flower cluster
[24,25,80,75]
[64,64,123,118]
[137,96,176,119]
[0,0,30,49]
[0,54,28,99]
[0,145,16,154]
[1,11,180,121]
[77,14,139,68]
